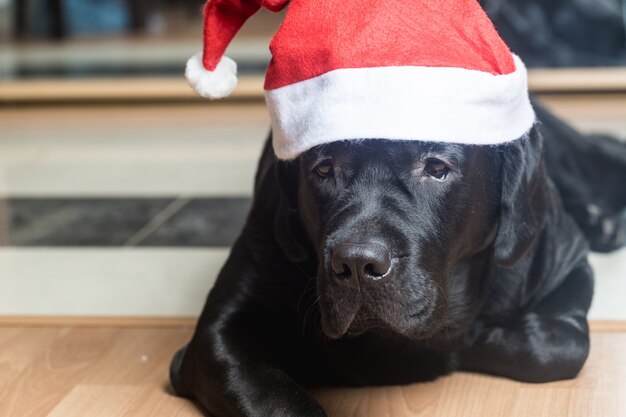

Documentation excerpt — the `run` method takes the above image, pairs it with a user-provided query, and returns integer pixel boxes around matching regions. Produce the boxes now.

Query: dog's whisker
[296,276,318,317]
[302,294,321,335]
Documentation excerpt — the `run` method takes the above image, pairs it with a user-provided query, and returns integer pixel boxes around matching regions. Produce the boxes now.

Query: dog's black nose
[331,242,391,284]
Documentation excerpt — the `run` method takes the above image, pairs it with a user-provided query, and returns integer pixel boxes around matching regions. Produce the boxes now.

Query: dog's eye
[314,162,333,178]
[424,159,450,180]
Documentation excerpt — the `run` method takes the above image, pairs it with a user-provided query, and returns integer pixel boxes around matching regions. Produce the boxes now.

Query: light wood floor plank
[46,385,140,417]
[0,326,624,417]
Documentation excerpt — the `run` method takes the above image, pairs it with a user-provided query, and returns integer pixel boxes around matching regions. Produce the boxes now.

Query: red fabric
[202,0,289,70]
[261,0,291,13]
[265,0,515,89]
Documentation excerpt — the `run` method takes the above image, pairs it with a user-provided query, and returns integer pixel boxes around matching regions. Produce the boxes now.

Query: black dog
[170,104,625,417]
[537,104,626,252]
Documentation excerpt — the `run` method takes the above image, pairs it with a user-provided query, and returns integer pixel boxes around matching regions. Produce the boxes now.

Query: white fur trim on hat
[185,53,238,99]
[266,55,535,160]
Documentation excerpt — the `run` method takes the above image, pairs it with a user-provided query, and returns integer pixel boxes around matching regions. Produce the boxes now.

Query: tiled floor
[0,100,625,319]
[0,104,266,317]
[3,197,250,246]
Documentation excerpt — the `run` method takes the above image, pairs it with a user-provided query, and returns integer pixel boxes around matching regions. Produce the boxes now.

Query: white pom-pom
[185,53,238,99]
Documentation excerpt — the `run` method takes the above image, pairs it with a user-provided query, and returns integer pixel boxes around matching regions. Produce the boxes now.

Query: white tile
[589,248,626,320]
[0,105,268,197]
[0,248,227,316]
[1,247,625,319]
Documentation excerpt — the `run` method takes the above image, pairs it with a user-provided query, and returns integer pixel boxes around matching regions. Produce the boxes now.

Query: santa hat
[186,0,535,160]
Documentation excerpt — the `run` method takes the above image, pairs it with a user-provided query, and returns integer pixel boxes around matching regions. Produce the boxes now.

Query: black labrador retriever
[538,104,626,252]
[169,103,625,417]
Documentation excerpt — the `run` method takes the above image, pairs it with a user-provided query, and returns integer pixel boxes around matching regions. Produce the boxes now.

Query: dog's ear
[273,159,309,263]
[494,128,549,267]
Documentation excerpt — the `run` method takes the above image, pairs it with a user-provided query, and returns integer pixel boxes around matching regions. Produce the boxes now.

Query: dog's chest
[317,336,457,386]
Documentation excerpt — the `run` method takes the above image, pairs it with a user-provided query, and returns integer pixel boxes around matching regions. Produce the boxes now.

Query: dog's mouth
[318,293,440,340]
[317,277,362,339]
[316,264,442,340]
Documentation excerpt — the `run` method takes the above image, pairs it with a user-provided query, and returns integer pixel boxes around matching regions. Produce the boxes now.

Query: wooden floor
[0,323,625,417]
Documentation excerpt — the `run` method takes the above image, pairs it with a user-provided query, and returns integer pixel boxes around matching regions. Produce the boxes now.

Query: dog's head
[274,130,546,340]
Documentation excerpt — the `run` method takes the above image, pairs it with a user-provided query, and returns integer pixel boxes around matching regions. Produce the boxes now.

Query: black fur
[169,105,625,417]
[537,103,626,251]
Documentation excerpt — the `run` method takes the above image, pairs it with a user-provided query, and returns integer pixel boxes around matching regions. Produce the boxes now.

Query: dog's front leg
[170,241,327,417]
[461,261,593,383]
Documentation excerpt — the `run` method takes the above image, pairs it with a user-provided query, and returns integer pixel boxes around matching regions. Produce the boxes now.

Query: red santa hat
[186,0,535,160]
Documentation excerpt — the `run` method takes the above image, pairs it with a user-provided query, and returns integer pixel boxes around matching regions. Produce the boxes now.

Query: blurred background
[0,0,279,80]
[0,0,625,321]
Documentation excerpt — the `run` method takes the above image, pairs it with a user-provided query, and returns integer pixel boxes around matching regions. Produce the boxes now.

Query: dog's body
[537,104,626,252]
[170,103,624,417]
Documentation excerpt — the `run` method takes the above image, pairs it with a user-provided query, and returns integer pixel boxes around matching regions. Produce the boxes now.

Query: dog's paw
[169,346,192,398]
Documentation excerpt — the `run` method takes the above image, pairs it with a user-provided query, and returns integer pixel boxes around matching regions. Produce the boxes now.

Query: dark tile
[3,198,174,246]
[138,197,251,247]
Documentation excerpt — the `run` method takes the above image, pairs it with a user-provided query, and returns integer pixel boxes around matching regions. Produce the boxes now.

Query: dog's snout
[331,242,391,284]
